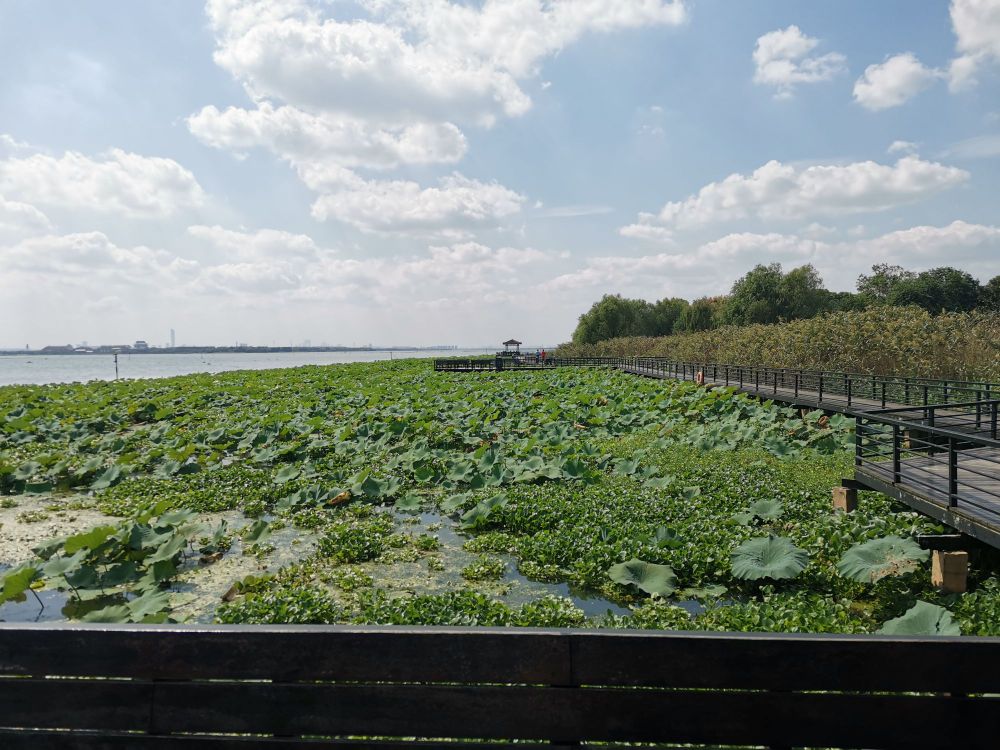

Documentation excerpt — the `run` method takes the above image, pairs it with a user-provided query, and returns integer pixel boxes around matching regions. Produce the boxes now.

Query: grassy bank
[555,307,1000,381]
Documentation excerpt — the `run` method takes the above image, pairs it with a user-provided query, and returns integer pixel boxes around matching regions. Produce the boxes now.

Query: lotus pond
[2,360,999,635]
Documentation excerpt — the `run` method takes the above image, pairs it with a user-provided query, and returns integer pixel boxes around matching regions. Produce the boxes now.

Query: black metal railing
[435,356,1000,413]
[855,408,1000,523]
[631,358,997,410]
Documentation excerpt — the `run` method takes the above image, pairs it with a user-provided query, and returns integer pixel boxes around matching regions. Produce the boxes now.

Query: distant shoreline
[0,346,479,357]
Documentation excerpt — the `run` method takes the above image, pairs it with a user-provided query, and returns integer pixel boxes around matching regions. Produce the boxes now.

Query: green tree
[648,297,688,336]
[675,296,723,332]
[571,294,654,344]
[857,264,916,304]
[980,276,1000,312]
[723,263,828,325]
[778,264,827,320]
[887,267,980,313]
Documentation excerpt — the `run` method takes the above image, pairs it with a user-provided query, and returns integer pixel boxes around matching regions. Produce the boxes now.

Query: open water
[0,349,493,387]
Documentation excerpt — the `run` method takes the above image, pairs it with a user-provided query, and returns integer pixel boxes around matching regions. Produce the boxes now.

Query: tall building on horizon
[170,328,175,348]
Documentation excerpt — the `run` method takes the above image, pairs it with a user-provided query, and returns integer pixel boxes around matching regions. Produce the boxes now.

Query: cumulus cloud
[752,25,846,98]
[191,0,687,235]
[186,224,334,261]
[187,103,467,170]
[622,156,968,233]
[0,149,206,219]
[541,221,1000,299]
[204,0,686,125]
[853,53,941,110]
[888,140,919,154]
[310,173,525,234]
[0,195,52,243]
[948,0,1000,91]
[2,231,198,283]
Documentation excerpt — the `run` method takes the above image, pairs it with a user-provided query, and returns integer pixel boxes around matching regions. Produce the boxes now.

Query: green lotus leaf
[395,492,423,512]
[1,565,38,604]
[746,499,783,521]
[612,459,640,476]
[90,464,124,490]
[731,535,808,581]
[63,525,117,555]
[836,536,929,583]
[607,559,678,597]
[878,600,960,636]
[273,465,301,484]
[242,519,271,544]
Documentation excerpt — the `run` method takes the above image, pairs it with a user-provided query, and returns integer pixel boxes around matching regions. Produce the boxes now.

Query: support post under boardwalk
[932,550,968,593]
[832,486,857,512]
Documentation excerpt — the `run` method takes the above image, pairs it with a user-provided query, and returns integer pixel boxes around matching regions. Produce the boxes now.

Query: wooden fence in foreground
[1,624,999,749]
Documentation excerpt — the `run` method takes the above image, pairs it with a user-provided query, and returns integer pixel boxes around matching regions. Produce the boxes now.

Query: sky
[0,0,998,349]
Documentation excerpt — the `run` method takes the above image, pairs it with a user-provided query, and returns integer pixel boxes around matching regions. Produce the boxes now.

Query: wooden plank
[0,732,563,750]
[568,629,1000,692]
[0,626,570,684]
[4,625,1000,691]
[0,679,152,731]
[153,683,1000,748]
[2,680,998,748]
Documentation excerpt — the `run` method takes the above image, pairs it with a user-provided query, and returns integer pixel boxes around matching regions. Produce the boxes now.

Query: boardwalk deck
[858,448,1000,548]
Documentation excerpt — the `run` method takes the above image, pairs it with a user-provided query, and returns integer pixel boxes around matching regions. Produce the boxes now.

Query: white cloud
[2,231,198,282]
[619,216,674,242]
[0,149,206,219]
[624,156,968,232]
[752,25,846,98]
[888,140,919,154]
[0,195,52,243]
[310,172,525,234]
[943,133,1000,159]
[187,103,467,170]
[948,0,1000,91]
[186,224,335,261]
[853,53,941,110]
[204,0,685,127]
[540,220,1000,298]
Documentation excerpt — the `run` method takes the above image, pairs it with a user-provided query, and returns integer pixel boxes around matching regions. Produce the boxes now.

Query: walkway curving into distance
[434,356,1000,549]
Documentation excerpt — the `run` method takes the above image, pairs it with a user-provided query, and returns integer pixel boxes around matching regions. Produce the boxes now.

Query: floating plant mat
[1,359,998,634]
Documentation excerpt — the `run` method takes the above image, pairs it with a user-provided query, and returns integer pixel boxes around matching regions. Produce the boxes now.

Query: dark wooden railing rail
[1,624,999,749]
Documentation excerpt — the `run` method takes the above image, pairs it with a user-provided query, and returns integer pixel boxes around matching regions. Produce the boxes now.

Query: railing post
[855,416,863,467]
[881,381,887,408]
[904,377,910,405]
[847,377,852,406]
[794,372,799,398]
[892,424,901,484]
[948,437,958,507]
[818,373,823,403]
[992,401,999,440]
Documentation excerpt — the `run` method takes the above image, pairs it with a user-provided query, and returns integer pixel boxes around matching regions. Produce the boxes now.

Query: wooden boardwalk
[624,363,896,412]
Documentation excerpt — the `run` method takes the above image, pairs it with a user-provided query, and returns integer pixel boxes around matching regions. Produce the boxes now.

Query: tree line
[571,263,1000,345]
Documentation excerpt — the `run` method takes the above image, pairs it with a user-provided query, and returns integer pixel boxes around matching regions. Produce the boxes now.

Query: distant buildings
[134,340,149,350]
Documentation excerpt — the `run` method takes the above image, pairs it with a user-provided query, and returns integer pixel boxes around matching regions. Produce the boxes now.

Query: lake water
[0,349,493,387]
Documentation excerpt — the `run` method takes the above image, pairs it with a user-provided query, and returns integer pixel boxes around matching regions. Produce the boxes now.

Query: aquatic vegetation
[1,359,998,633]
[878,600,961,636]
[730,536,809,581]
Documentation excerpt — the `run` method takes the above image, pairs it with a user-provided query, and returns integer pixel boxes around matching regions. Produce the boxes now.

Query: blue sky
[1,0,998,348]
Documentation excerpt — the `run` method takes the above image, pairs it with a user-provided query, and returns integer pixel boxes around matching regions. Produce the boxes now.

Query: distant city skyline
[1,1,998,346]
